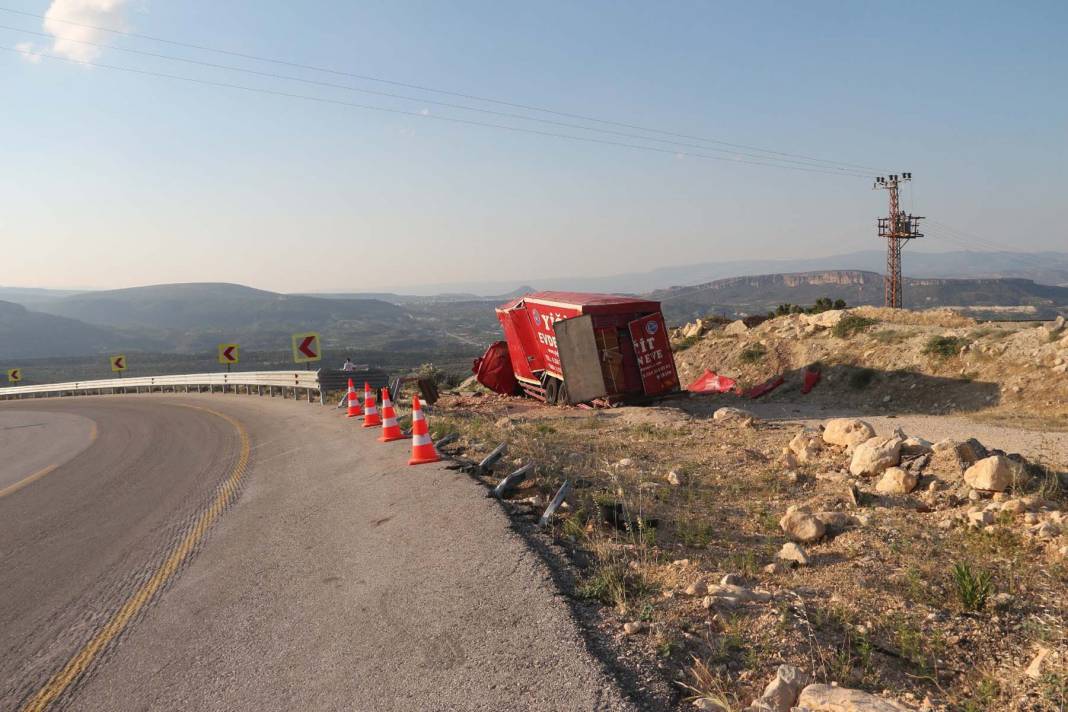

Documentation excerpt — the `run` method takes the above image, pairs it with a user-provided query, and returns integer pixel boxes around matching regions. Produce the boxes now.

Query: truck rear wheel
[543,376,567,405]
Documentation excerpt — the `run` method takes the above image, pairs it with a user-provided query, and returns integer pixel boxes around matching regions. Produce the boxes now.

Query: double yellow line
[21,407,250,711]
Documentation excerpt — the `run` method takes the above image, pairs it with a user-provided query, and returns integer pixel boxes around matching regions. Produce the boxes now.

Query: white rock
[823,419,876,450]
[623,621,647,635]
[968,510,995,527]
[1025,645,1051,680]
[963,455,1016,492]
[801,309,845,329]
[778,542,809,566]
[849,436,903,477]
[724,319,750,335]
[797,683,910,711]
[615,458,634,468]
[684,578,706,596]
[779,508,826,543]
[789,429,823,463]
[692,699,728,712]
[1001,498,1027,514]
[875,467,918,494]
[713,406,757,423]
[666,469,686,486]
[755,664,806,712]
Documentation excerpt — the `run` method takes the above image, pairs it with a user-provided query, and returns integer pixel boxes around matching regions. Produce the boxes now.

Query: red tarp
[801,367,822,394]
[741,375,785,399]
[686,369,737,394]
[473,341,518,395]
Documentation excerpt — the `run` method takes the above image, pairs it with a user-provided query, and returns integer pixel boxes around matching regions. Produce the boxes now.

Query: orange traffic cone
[345,378,362,418]
[408,395,441,465]
[362,382,381,428]
[378,388,407,442]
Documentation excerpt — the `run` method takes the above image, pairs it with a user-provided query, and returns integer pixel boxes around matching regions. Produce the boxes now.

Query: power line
[0,5,889,174]
[1,45,880,178]
[0,24,875,175]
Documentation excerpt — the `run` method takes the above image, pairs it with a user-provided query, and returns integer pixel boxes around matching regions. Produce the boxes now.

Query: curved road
[0,395,637,712]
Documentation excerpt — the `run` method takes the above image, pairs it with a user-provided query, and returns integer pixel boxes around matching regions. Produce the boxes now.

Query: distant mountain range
[3,251,1068,363]
[318,249,1068,296]
[650,270,1068,321]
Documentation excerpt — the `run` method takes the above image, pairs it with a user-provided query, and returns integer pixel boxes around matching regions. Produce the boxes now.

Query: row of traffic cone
[343,378,440,465]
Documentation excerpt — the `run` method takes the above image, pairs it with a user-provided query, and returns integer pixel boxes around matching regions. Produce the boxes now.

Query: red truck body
[493,291,679,403]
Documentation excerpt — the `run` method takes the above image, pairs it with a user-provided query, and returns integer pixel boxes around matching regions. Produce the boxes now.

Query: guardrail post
[539,481,572,527]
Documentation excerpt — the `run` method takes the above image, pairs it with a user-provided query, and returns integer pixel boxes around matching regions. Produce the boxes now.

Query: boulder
[779,508,826,543]
[875,467,918,494]
[964,455,1016,492]
[789,429,823,462]
[753,664,806,712]
[724,319,750,335]
[849,435,903,477]
[778,542,809,566]
[801,309,846,329]
[681,320,706,339]
[931,438,987,475]
[713,406,757,423]
[823,419,876,450]
[796,684,910,711]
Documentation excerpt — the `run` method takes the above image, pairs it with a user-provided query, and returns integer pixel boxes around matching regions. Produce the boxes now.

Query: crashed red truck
[472,291,680,405]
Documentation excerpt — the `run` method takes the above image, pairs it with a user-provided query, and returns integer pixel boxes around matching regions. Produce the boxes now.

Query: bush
[923,335,969,359]
[739,344,767,363]
[832,315,877,338]
[952,562,992,611]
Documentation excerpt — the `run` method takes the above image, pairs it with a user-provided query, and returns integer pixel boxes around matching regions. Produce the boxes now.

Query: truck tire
[543,376,568,405]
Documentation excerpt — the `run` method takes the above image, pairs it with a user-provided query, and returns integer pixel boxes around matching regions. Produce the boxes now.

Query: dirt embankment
[671,309,1068,427]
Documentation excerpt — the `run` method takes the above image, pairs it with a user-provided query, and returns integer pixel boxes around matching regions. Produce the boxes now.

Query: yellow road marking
[20,406,250,712]
[0,465,58,500]
[0,422,97,500]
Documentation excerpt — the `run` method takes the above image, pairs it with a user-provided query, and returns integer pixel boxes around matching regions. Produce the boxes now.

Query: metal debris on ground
[491,463,533,499]
[539,480,572,527]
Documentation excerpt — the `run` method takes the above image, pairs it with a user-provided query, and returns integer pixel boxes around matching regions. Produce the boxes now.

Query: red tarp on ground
[473,341,519,395]
[686,369,737,394]
[801,367,822,394]
[741,375,785,399]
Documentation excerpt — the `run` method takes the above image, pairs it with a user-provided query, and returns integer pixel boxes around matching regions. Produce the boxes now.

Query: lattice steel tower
[874,173,924,308]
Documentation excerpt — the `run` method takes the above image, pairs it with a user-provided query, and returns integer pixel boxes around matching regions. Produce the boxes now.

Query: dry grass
[434,391,1068,711]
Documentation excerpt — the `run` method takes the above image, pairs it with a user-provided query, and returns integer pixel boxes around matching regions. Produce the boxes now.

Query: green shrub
[952,562,993,611]
[832,315,877,338]
[923,335,969,359]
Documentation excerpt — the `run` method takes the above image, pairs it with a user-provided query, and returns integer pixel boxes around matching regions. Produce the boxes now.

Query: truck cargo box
[493,291,679,404]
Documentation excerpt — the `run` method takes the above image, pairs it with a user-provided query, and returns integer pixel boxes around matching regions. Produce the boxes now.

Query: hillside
[1,283,503,361]
[0,300,161,359]
[651,270,1068,322]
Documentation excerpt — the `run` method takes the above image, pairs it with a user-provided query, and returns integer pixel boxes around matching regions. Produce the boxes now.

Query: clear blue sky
[1,0,1065,292]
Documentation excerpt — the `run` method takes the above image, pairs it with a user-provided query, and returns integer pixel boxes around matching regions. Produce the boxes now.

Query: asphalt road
[0,395,637,712]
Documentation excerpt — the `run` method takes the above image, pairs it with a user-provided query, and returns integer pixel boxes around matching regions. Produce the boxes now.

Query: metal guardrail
[0,370,326,403]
